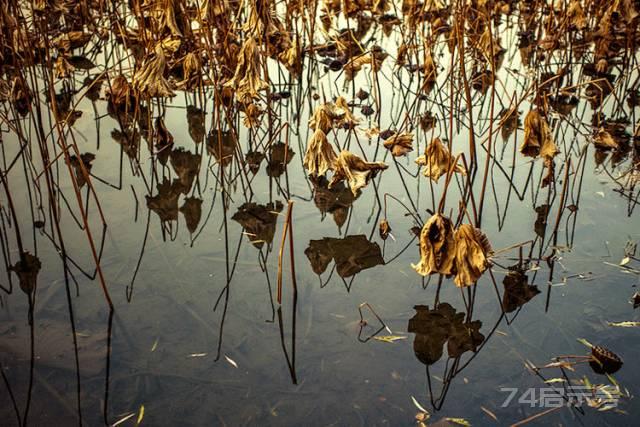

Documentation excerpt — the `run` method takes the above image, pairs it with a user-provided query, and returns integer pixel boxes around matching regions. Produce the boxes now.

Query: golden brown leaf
[303,128,338,176]
[383,132,414,157]
[453,224,492,287]
[412,214,456,276]
[329,150,388,196]
[415,137,465,181]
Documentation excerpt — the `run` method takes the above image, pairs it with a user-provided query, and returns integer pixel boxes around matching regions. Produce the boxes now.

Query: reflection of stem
[276,303,297,384]
[0,361,21,427]
[102,310,114,425]
[277,201,294,304]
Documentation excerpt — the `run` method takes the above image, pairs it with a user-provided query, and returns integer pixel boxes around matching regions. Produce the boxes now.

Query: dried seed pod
[590,345,623,374]
[379,219,391,240]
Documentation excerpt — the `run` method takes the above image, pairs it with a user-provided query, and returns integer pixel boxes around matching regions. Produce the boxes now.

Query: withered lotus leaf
[415,137,465,182]
[53,31,91,51]
[242,102,264,128]
[224,37,268,104]
[383,132,414,157]
[107,75,133,111]
[335,96,359,127]
[412,213,456,276]
[329,150,388,196]
[593,128,618,150]
[453,224,492,287]
[520,110,559,161]
[232,201,284,249]
[308,103,338,133]
[308,99,357,132]
[132,43,176,98]
[303,128,337,176]
[54,55,75,79]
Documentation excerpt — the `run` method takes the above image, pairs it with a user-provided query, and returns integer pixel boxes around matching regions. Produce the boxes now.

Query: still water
[1,2,640,426]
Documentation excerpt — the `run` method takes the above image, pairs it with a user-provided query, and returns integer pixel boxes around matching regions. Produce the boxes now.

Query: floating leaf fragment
[607,321,640,327]
[225,355,238,368]
[445,417,471,426]
[411,396,429,414]
[374,335,407,343]
[135,405,144,426]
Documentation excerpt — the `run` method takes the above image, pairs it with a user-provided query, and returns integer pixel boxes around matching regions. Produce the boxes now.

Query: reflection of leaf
[310,176,358,228]
[111,127,140,159]
[69,152,95,188]
[179,197,203,234]
[502,268,540,313]
[67,55,96,70]
[10,252,41,295]
[534,204,550,237]
[154,116,174,165]
[408,304,456,365]
[447,319,484,358]
[232,201,284,249]
[186,106,205,144]
[266,142,295,177]
[207,130,237,167]
[245,150,265,174]
[304,239,334,275]
[632,292,640,309]
[146,179,182,222]
[169,148,200,194]
[407,303,484,363]
[304,235,384,277]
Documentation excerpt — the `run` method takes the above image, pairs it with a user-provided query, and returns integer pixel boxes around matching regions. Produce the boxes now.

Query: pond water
[1,1,640,426]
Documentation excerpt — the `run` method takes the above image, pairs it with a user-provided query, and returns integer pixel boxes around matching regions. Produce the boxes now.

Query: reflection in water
[407,301,493,411]
[305,235,384,278]
[310,175,358,229]
[232,201,284,249]
[502,268,541,314]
